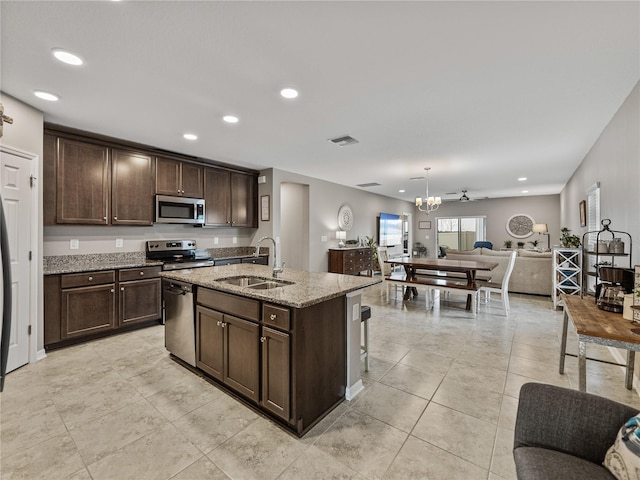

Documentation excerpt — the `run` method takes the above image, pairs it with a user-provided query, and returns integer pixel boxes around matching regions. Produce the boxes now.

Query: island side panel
[291,295,346,434]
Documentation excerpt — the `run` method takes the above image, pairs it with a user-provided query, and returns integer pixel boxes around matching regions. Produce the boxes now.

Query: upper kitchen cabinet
[111,149,154,225]
[44,131,154,226]
[54,136,110,225]
[155,157,203,198]
[204,167,257,228]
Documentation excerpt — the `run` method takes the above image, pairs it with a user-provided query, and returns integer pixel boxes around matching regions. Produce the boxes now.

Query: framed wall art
[579,200,586,227]
[261,195,270,221]
[418,221,431,229]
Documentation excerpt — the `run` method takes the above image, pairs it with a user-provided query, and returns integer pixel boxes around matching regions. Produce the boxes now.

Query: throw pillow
[604,414,640,480]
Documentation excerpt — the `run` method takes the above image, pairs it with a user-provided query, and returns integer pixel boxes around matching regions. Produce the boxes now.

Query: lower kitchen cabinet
[196,305,260,402]
[45,266,162,348]
[261,326,290,420]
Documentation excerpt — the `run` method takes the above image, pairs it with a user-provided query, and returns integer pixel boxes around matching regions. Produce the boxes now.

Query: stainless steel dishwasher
[163,279,196,367]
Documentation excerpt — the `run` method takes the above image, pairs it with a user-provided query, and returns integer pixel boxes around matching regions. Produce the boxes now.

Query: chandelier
[415,167,441,214]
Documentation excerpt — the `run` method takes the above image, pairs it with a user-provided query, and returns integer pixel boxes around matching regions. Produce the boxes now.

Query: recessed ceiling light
[52,49,83,66]
[522,190,529,193]
[399,189,405,193]
[223,115,239,124]
[183,133,197,140]
[33,90,59,101]
[518,177,527,181]
[280,88,298,99]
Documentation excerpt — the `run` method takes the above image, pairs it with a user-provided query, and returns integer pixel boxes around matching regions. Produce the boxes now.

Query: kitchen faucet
[254,236,285,277]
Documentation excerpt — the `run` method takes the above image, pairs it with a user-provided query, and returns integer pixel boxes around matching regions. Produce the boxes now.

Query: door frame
[0,145,41,366]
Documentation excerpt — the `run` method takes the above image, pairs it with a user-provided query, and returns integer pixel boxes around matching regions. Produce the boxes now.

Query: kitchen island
[161,264,380,436]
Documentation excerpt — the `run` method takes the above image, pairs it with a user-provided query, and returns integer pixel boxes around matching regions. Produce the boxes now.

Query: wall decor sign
[579,200,587,227]
[261,195,270,221]
[506,214,535,238]
[419,221,431,229]
[337,204,354,231]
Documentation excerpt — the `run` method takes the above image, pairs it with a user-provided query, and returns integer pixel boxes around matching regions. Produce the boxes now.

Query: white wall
[0,92,44,357]
[561,81,640,266]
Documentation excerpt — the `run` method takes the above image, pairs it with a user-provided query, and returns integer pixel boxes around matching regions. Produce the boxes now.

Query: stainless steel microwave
[155,195,205,224]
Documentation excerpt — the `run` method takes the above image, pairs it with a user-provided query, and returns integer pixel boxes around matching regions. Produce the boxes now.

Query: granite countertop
[160,264,381,309]
[44,253,162,275]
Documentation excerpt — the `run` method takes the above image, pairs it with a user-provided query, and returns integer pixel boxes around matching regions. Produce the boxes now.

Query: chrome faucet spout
[255,236,283,277]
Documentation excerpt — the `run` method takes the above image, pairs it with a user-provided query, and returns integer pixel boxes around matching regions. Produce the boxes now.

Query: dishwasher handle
[164,286,188,296]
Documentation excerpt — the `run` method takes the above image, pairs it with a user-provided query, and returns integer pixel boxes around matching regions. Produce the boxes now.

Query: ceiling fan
[442,189,489,203]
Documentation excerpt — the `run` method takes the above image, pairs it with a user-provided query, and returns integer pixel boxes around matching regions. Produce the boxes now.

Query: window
[436,216,486,253]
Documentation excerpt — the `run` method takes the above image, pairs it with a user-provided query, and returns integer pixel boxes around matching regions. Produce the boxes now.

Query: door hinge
[28,325,32,335]
[28,251,32,261]
[30,175,36,189]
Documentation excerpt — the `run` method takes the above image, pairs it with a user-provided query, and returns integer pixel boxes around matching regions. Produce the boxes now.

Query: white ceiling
[1,1,638,203]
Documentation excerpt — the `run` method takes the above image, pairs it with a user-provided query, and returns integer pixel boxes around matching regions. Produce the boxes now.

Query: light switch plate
[214,237,219,245]
[70,239,79,250]
[115,238,124,248]
[232,237,237,244]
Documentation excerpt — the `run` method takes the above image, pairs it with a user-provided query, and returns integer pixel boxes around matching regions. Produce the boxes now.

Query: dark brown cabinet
[155,157,203,198]
[55,137,110,225]
[328,248,373,276]
[60,271,117,339]
[203,168,257,228]
[261,326,290,420]
[45,266,162,348]
[45,132,155,226]
[196,305,260,402]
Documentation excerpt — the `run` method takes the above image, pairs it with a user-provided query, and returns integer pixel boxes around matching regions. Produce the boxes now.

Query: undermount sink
[218,276,293,290]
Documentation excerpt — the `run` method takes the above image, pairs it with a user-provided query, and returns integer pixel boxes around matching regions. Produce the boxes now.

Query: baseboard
[345,379,364,401]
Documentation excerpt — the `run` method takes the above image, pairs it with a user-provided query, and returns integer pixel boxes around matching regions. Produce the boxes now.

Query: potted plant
[529,239,539,248]
[364,236,378,271]
[517,241,525,248]
[504,240,513,249]
[560,227,581,248]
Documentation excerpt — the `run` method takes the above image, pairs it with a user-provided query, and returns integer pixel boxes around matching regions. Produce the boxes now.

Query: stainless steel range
[146,239,214,270]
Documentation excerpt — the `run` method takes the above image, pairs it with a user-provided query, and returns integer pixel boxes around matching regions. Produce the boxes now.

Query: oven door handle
[164,286,187,296]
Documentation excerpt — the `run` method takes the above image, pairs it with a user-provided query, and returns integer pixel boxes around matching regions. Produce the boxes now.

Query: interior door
[0,148,33,373]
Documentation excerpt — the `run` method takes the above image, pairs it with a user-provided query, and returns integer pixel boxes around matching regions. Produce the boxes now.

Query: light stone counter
[44,252,162,275]
[160,264,380,309]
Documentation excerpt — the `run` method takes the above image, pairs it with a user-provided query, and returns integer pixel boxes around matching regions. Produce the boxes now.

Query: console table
[328,248,372,277]
[559,294,640,392]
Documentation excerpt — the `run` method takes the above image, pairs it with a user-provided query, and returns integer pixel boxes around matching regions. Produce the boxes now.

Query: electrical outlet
[232,237,237,244]
[321,235,327,242]
[214,237,219,245]
[70,239,79,250]
[115,238,124,248]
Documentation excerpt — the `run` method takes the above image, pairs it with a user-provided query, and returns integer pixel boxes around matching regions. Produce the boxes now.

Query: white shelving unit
[553,247,582,309]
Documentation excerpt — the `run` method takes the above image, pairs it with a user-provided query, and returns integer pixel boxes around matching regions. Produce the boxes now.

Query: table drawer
[119,266,162,282]
[263,304,290,331]
[61,270,115,288]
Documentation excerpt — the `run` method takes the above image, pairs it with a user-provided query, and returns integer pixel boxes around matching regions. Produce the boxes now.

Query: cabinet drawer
[61,270,115,288]
[197,288,260,322]
[263,304,290,331]
[119,266,162,282]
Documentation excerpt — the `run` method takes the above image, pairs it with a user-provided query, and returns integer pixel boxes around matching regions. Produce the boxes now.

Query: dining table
[385,257,499,309]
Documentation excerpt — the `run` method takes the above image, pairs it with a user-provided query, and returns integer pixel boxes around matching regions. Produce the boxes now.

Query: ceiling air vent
[356,182,381,188]
[328,135,359,147]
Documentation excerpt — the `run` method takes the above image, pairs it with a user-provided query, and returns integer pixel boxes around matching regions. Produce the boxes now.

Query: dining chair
[376,247,407,302]
[479,250,517,314]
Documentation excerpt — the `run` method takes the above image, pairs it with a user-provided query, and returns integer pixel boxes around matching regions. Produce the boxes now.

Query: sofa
[444,247,552,296]
[514,382,639,480]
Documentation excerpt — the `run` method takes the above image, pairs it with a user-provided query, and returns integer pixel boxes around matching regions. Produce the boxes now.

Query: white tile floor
[2,287,639,479]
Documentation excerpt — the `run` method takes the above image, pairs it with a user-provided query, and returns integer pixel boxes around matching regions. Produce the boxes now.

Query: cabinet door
[56,138,110,224]
[196,306,224,381]
[203,167,231,226]
[119,278,161,326]
[155,157,181,196]
[181,163,204,198]
[261,326,290,420]
[61,284,116,338]
[231,172,257,227]
[44,275,61,346]
[224,314,260,402]
[111,149,154,225]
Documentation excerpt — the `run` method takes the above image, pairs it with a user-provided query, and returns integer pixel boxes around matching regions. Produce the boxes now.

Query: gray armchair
[514,383,639,480]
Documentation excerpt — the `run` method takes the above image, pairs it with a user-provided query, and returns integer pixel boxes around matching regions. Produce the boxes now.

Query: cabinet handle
[121,287,124,291]
[103,216,107,221]
[139,271,144,276]
[260,336,266,343]
[217,321,222,327]
[270,314,277,320]
[221,322,226,328]
[110,288,114,293]
[88,276,93,281]
[113,216,118,220]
